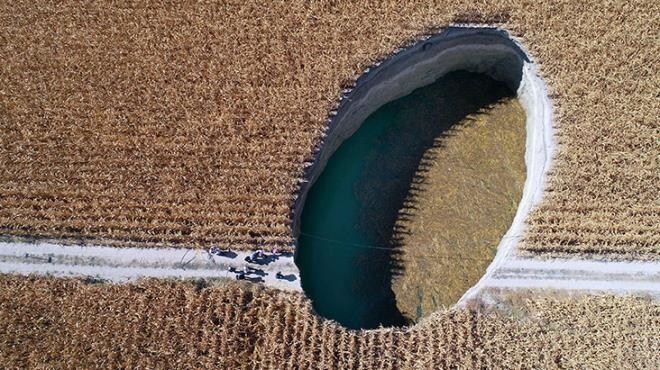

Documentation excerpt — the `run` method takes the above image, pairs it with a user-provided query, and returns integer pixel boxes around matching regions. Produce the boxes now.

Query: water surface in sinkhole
[296,71,525,329]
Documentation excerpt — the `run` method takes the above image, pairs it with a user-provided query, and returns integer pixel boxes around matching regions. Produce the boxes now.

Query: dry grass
[0,275,657,369]
[0,1,658,255]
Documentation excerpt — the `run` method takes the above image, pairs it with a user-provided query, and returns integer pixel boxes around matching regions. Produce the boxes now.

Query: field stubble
[0,1,658,256]
[0,275,657,369]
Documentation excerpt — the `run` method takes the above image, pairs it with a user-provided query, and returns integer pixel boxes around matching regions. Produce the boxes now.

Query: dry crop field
[1,275,658,369]
[1,0,658,257]
[1,1,659,368]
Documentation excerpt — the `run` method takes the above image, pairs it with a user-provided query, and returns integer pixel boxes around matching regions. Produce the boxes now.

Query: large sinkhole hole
[293,27,549,330]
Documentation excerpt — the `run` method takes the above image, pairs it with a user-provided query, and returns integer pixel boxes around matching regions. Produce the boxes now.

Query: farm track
[1,242,659,300]
[482,258,660,298]
[0,242,300,291]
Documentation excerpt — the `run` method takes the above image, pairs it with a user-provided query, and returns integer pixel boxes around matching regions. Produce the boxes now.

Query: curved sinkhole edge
[291,26,555,308]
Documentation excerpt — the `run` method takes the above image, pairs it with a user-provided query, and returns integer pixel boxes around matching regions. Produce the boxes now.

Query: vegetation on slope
[392,96,526,319]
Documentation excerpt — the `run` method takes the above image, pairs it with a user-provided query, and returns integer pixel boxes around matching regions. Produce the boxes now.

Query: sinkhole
[293,27,553,330]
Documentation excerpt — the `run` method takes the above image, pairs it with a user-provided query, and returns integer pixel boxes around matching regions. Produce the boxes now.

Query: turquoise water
[296,71,513,329]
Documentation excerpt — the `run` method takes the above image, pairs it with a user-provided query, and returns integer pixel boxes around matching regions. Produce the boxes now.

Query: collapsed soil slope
[1,1,658,257]
[392,97,526,320]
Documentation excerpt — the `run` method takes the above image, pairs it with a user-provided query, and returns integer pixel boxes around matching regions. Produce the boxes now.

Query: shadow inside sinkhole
[296,70,517,329]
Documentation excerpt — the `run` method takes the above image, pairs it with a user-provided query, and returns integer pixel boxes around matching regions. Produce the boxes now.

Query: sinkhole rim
[292,25,555,328]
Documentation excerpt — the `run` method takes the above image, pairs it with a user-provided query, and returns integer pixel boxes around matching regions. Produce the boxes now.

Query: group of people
[229,265,288,282]
[208,245,289,282]
[244,248,279,264]
[229,265,260,281]
[208,246,232,257]
[209,246,280,263]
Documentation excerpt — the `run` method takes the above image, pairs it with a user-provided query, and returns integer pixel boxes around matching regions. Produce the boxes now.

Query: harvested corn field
[1,1,659,368]
[0,275,658,369]
[1,1,658,257]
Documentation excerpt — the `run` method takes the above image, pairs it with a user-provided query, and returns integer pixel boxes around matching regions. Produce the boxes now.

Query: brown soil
[392,98,526,321]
